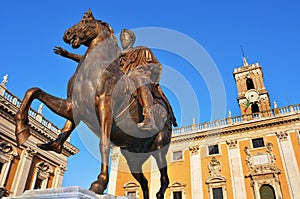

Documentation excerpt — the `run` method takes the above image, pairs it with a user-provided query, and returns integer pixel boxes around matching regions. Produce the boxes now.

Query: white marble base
[4,186,136,199]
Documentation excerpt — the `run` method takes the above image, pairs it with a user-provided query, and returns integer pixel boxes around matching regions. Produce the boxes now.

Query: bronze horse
[14,10,176,199]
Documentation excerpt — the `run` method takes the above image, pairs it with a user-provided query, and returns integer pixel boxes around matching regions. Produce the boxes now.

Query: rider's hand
[53,46,68,57]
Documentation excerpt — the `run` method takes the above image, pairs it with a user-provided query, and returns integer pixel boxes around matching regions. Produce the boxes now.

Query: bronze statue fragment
[15,9,176,199]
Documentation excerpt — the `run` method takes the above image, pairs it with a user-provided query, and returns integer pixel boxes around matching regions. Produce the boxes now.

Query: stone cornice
[233,63,261,75]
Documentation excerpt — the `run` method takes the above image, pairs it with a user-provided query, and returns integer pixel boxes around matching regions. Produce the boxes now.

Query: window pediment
[169,182,186,188]
[123,182,139,188]
[206,176,226,184]
[0,142,18,158]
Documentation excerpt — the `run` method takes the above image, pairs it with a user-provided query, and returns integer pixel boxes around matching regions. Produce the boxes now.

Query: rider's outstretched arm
[54,46,83,63]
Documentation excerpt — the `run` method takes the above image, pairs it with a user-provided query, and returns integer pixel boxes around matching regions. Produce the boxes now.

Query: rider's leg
[137,85,158,130]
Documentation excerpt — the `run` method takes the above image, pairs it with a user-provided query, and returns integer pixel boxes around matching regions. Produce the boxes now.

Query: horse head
[63,9,114,49]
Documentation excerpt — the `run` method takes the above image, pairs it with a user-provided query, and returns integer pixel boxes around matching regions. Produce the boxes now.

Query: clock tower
[233,57,271,115]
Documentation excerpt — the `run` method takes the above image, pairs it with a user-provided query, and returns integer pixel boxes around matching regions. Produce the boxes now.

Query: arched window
[30,162,53,190]
[251,103,259,114]
[246,78,255,90]
[0,142,18,190]
[260,184,276,199]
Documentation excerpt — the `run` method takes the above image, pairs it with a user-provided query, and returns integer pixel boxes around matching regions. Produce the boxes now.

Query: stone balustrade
[0,85,60,134]
[172,104,300,136]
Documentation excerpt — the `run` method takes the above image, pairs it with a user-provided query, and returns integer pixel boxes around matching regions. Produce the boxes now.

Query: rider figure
[119,29,161,130]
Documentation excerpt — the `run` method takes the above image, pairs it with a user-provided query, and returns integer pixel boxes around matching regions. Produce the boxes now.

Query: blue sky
[1,0,300,190]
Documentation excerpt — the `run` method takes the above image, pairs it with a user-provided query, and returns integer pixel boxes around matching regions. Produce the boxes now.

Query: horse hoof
[15,121,30,146]
[15,117,31,146]
[156,192,164,199]
[37,141,62,154]
[89,181,105,194]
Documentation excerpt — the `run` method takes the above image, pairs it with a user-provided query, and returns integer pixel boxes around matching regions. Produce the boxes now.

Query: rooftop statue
[1,74,8,87]
[15,9,176,199]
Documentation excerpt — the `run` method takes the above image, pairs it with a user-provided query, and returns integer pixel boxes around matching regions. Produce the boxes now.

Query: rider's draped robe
[118,46,177,128]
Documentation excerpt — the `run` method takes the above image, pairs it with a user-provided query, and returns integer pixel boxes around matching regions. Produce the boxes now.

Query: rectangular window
[212,187,223,199]
[173,191,182,199]
[173,151,183,161]
[252,138,265,148]
[208,145,219,155]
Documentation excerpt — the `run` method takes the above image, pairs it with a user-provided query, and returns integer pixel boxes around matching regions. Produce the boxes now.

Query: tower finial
[240,45,248,66]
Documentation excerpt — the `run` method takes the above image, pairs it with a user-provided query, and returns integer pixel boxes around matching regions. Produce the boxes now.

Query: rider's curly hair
[121,29,136,44]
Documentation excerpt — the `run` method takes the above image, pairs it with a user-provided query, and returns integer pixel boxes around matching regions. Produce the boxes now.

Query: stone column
[226,140,247,199]
[277,131,300,198]
[189,145,203,199]
[10,147,36,196]
[41,174,50,189]
[52,165,67,188]
[108,148,120,195]
[150,156,160,199]
[29,167,39,190]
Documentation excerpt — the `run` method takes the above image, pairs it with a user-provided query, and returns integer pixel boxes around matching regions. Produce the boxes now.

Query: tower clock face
[245,89,259,103]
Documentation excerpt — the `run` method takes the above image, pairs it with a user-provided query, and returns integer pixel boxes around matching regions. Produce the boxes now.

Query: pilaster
[52,165,67,188]
[10,147,36,196]
[189,145,203,199]
[108,148,120,195]
[226,140,247,199]
[150,156,160,199]
[277,131,300,198]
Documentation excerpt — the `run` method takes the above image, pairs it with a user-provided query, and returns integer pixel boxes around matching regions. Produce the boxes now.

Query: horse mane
[97,20,121,54]
[97,20,114,37]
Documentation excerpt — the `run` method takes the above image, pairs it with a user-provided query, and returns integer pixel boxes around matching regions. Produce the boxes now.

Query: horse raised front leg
[15,87,73,145]
[37,120,75,153]
[89,96,112,194]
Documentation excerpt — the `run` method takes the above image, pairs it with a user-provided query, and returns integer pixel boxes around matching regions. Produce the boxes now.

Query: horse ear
[87,8,95,20]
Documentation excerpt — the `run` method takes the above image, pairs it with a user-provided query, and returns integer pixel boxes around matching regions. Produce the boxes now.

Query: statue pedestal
[4,186,136,199]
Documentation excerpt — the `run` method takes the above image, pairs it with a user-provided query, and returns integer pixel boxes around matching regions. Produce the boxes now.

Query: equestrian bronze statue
[14,9,177,199]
